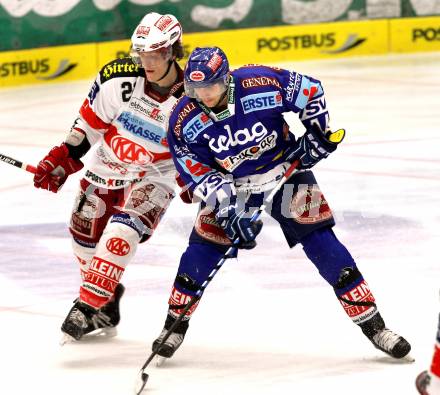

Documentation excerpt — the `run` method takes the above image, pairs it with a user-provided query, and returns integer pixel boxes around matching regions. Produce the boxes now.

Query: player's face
[138,47,172,82]
[194,83,226,108]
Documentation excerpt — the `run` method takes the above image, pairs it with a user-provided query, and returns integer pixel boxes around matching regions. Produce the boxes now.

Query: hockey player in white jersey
[33,12,185,343]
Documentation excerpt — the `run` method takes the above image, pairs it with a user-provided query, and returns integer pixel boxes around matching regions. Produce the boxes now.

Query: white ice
[0,52,439,395]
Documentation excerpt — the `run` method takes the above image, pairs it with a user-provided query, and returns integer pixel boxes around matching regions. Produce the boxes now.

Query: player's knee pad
[80,214,141,309]
[124,182,174,242]
[95,214,141,266]
[69,181,112,244]
[300,227,356,285]
[167,242,225,320]
[71,237,96,280]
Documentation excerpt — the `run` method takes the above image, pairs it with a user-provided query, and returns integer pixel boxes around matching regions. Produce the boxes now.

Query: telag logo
[207,121,270,154]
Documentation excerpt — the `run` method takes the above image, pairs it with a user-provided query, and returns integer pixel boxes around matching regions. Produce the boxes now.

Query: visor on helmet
[130,45,172,67]
[184,75,229,99]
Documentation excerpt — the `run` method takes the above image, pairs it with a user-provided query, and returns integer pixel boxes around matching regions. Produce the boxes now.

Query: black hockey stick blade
[134,370,149,394]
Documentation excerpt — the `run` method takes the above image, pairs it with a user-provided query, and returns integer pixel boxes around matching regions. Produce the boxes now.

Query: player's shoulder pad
[170,95,202,140]
[235,64,284,75]
[233,64,284,90]
[99,57,143,83]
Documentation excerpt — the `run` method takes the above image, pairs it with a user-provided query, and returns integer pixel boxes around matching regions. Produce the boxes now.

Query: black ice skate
[152,313,189,361]
[359,312,412,360]
[416,370,430,395]
[60,283,125,345]
[100,283,125,327]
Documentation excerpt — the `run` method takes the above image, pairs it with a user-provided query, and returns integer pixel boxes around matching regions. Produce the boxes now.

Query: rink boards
[0,15,440,88]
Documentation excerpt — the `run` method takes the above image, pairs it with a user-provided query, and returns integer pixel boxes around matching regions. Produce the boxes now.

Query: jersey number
[121,82,133,102]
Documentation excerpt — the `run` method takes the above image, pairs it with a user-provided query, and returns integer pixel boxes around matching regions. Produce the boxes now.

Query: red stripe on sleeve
[79,99,111,131]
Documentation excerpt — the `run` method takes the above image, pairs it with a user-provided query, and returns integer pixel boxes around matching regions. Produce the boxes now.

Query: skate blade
[379,353,416,364]
[85,326,118,339]
[97,326,118,338]
[401,353,415,363]
[156,356,167,367]
[60,333,76,346]
[60,327,117,345]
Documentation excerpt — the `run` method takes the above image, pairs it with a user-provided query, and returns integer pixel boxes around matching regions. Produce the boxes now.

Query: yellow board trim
[390,16,440,53]
[1,16,440,88]
[0,43,96,88]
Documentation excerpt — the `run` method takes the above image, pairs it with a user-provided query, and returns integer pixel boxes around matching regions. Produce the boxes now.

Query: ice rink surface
[0,52,439,394]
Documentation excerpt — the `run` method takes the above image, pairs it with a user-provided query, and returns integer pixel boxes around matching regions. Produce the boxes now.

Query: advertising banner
[183,20,389,65]
[0,43,96,88]
[2,15,440,88]
[390,16,440,52]
[1,0,440,52]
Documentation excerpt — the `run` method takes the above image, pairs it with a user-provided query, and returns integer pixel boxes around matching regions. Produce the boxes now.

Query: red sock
[431,343,440,377]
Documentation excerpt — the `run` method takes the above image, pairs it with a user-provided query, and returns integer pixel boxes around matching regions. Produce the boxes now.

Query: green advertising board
[1,0,439,51]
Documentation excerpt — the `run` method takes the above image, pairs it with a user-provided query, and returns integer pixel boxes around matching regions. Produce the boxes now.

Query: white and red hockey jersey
[73,57,184,190]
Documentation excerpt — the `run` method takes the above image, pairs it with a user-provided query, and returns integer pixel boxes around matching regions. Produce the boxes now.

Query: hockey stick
[0,151,92,212]
[134,160,300,394]
[0,152,37,174]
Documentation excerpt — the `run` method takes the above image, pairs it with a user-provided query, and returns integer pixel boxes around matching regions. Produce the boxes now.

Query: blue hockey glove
[215,203,263,250]
[286,126,345,170]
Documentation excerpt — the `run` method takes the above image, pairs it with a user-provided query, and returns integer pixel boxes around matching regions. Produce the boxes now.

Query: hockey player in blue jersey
[152,46,411,361]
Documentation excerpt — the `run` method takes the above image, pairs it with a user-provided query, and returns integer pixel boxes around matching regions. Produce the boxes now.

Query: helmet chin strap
[156,59,174,82]
[208,88,228,109]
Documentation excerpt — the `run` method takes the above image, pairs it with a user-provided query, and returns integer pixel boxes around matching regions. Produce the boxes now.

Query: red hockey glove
[33,143,84,193]
[176,174,200,204]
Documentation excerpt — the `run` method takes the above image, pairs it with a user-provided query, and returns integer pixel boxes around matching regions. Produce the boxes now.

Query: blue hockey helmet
[184,47,230,99]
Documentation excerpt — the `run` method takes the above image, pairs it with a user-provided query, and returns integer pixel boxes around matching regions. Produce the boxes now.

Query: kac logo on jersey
[183,112,213,142]
[110,135,153,164]
[241,91,283,114]
[106,237,131,256]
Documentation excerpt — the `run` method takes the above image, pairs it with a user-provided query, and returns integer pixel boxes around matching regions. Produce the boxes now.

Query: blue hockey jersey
[167,64,330,203]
